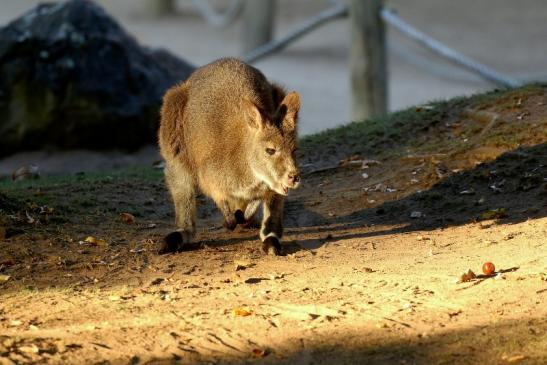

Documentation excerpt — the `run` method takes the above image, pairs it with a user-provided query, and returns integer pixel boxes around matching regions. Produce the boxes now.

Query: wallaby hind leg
[159,163,196,254]
[260,192,285,256]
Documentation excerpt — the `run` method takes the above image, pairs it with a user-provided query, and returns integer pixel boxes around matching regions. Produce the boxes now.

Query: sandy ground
[0,86,546,364]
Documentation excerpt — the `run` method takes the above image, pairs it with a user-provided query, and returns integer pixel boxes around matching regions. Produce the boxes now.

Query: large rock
[0,0,194,156]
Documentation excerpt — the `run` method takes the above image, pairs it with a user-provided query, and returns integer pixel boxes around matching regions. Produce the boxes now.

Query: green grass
[0,166,162,190]
[0,167,163,217]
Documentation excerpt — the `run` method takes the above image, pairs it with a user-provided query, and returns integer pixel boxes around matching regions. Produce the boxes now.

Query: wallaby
[158,58,301,255]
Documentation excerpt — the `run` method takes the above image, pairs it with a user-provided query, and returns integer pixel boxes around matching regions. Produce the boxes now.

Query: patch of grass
[299,92,471,162]
[0,167,161,196]
[299,84,545,164]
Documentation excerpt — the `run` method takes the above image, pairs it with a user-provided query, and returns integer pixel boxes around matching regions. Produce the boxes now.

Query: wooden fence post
[349,0,388,121]
[242,0,276,53]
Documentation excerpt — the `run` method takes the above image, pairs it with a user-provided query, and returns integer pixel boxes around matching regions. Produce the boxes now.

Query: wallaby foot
[158,230,193,254]
[262,235,282,256]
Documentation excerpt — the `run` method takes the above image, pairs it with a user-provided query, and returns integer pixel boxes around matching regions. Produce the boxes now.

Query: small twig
[302,164,339,176]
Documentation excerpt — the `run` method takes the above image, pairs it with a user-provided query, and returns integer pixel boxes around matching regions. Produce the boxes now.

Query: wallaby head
[243,91,301,196]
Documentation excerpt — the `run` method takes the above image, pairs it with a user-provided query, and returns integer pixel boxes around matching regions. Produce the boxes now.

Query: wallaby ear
[243,99,263,130]
[277,92,300,131]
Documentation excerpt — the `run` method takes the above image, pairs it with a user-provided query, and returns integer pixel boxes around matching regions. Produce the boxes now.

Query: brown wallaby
[158,58,301,255]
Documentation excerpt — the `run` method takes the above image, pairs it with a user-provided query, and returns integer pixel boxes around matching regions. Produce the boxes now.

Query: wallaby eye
[266,148,276,155]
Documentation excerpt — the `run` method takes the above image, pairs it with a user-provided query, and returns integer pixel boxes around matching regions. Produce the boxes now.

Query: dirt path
[1,86,546,364]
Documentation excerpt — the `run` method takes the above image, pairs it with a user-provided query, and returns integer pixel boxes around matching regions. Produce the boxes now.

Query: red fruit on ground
[482,262,496,275]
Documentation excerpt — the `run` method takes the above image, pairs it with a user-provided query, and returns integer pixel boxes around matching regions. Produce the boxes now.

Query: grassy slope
[1,84,545,218]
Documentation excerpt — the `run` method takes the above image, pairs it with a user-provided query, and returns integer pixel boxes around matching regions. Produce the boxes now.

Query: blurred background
[0,0,546,174]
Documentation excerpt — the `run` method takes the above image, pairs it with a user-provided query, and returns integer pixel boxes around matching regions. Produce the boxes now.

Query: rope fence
[239,2,519,88]
[380,7,520,88]
[242,4,348,64]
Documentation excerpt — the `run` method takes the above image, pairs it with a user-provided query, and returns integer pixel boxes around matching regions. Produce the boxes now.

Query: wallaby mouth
[282,185,289,195]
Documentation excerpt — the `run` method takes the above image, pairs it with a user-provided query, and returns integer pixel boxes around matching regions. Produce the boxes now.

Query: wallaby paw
[262,236,282,256]
[158,231,186,254]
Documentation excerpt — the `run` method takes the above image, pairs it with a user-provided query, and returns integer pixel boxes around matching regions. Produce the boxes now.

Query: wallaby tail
[158,82,189,158]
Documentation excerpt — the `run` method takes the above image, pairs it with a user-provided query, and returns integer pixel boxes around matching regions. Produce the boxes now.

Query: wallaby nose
[288,172,300,185]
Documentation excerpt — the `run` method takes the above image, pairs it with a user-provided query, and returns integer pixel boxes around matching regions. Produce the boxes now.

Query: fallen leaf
[0,274,11,282]
[18,344,39,354]
[233,307,253,317]
[478,208,507,221]
[234,260,252,271]
[120,212,136,224]
[252,348,268,358]
[501,354,528,362]
[457,269,477,283]
[25,211,35,224]
[38,206,54,215]
[459,188,475,195]
[82,236,108,247]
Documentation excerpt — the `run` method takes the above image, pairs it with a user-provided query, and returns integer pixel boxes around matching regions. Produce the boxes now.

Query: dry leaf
[0,274,11,282]
[234,260,252,271]
[25,211,35,224]
[457,269,477,283]
[83,236,108,247]
[120,212,136,224]
[478,208,508,221]
[501,354,528,362]
[410,211,423,218]
[18,344,39,354]
[252,348,268,358]
[233,307,253,317]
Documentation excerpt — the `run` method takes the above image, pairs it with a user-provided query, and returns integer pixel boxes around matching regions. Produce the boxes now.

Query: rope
[240,3,519,88]
[191,0,244,28]
[380,7,520,88]
[242,3,348,64]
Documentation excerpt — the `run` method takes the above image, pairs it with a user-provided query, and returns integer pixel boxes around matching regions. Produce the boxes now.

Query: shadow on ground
[140,316,547,364]
[285,142,546,248]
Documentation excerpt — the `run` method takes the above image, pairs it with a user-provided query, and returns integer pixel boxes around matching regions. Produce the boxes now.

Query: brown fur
[158,58,301,255]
